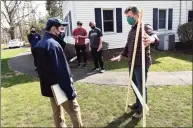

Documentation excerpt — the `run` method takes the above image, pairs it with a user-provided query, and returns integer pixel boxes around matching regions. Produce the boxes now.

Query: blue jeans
[129,66,149,110]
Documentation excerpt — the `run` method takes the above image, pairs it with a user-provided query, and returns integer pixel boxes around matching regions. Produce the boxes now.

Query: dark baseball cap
[45,18,68,31]
[77,21,83,25]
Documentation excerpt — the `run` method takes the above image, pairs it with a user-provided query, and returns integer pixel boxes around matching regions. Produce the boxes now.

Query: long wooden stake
[141,9,146,128]
[125,9,143,112]
[131,81,149,111]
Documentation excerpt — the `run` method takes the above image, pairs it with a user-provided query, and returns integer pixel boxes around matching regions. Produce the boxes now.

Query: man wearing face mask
[111,6,159,119]
[57,32,66,50]
[27,26,41,71]
[73,21,88,68]
[88,21,105,73]
[33,18,83,127]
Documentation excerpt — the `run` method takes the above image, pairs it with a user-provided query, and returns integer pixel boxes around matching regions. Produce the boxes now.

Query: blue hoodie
[34,32,76,100]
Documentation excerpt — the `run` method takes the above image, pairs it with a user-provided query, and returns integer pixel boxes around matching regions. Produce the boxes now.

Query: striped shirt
[121,23,159,67]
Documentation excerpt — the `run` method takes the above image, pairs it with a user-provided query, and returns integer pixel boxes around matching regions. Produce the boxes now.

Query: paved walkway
[8,51,192,86]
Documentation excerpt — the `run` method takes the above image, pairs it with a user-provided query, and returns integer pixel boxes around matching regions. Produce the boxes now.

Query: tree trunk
[19,24,24,40]
[9,27,15,40]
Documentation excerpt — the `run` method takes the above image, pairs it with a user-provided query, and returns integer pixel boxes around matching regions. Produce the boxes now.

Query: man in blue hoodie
[34,18,83,127]
[27,26,41,71]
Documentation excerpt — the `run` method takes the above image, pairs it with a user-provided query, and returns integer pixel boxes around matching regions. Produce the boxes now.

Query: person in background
[111,6,159,119]
[27,26,41,71]
[73,21,88,68]
[88,21,105,73]
[34,18,83,127]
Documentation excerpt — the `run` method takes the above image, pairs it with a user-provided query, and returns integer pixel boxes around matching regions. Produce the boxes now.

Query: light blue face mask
[127,17,136,25]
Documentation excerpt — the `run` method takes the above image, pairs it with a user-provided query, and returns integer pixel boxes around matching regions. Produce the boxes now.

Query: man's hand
[97,44,102,52]
[73,36,77,39]
[143,34,156,47]
[78,35,83,38]
[111,55,122,62]
[89,46,91,52]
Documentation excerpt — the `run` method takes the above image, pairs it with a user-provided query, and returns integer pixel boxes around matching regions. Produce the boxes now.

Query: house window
[159,10,167,29]
[188,11,193,22]
[102,9,114,32]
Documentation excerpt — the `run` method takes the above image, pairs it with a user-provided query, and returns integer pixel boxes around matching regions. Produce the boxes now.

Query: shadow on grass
[105,110,140,128]
[98,49,193,71]
[151,49,193,64]
[1,56,38,88]
[4,47,192,88]
[3,52,97,87]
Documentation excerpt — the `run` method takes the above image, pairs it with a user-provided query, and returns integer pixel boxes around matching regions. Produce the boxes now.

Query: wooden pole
[131,81,149,111]
[125,9,143,112]
[141,9,146,127]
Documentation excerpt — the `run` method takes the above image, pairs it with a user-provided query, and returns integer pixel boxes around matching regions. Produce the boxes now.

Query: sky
[32,1,48,17]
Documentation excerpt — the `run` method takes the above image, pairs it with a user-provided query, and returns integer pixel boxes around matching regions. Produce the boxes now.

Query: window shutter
[153,8,158,30]
[168,8,173,30]
[65,15,69,36]
[69,11,73,36]
[94,8,102,31]
[116,8,122,33]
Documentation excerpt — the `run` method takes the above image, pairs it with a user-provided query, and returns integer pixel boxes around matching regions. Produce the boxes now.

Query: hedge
[177,21,193,43]
[63,41,109,61]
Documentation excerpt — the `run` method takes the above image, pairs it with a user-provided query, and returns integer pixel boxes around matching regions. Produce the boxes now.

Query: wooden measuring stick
[141,9,147,127]
[131,81,149,112]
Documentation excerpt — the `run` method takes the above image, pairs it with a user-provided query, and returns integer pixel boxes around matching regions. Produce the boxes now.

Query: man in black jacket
[34,18,83,127]
[27,26,41,71]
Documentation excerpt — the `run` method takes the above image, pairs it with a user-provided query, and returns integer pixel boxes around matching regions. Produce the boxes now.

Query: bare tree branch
[1,11,10,24]
[10,1,22,18]
[7,0,15,9]
[1,22,6,29]
[1,0,40,39]
[1,22,9,33]
[2,0,12,24]
[12,5,39,27]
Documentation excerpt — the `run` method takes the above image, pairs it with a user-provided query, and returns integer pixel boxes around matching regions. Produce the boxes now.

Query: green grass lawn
[1,48,192,127]
[102,50,192,72]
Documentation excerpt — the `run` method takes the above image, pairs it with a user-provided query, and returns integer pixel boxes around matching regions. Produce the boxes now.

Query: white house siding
[180,0,192,24]
[62,1,76,44]
[63,1,192,49]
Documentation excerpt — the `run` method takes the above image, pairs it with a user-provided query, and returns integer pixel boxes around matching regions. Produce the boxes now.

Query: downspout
[179,0,181,25]
[72,1,76,31]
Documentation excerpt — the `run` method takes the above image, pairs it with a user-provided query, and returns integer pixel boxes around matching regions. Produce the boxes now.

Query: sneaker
[100,69,105,73]
[132,109,142,119]
[91,68,100,72]
[128,103,138,110]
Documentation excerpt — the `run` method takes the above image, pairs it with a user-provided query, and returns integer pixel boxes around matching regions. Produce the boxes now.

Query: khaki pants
[50,98,83,127]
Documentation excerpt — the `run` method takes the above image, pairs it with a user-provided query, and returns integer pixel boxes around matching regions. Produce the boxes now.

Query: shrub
[102,41,109,50]
[177,21,193,43]
[63,41,109,61]
[63,43,76,61]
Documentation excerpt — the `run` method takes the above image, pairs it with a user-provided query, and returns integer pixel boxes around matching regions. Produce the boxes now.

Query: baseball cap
[45,18,69,31]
